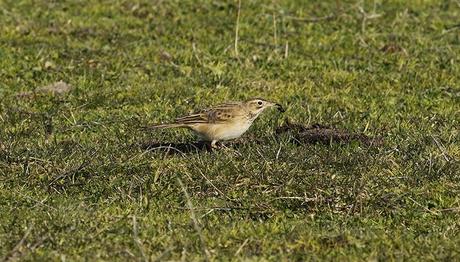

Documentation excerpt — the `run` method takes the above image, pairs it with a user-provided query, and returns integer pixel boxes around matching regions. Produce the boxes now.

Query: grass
[1,0,459,260]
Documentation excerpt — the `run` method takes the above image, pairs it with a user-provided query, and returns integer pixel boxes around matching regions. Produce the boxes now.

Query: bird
[148,98,285,148]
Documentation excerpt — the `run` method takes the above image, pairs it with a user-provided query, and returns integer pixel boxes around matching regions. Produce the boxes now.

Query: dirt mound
[276,120,383,146]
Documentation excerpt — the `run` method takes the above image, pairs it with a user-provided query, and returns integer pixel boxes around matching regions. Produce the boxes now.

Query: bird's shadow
[139,120,383,156]
[140,141,213,155]
[139,139,250,155]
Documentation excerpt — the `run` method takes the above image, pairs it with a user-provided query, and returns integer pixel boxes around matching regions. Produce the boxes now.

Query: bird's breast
[190,121,252,141]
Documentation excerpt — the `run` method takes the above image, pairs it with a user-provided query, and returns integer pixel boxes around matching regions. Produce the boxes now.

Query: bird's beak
[273,102,285,113]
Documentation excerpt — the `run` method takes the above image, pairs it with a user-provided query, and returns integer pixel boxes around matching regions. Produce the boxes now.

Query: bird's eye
[257,101,263,106]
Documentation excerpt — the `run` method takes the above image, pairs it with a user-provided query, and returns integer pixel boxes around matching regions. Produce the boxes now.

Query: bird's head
[244,98,285,119]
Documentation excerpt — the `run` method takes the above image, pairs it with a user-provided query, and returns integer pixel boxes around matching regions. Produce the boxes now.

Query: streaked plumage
[149,98,284,147]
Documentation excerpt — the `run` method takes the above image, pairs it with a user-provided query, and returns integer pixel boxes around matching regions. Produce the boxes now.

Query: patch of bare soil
[276,120,383,146]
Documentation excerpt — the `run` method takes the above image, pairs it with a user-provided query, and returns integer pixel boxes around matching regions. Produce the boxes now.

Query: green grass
[1,0,459,260]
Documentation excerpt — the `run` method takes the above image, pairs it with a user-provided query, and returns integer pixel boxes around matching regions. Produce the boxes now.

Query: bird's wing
[174,102,244,124]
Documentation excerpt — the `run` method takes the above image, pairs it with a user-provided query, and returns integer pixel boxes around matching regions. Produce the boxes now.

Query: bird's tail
[141,123,188,130]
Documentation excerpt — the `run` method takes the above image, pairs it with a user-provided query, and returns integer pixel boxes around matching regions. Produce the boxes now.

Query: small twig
[275,143,282,161]
[234,0,241,57]
[284,41,289,59]
[177,178,211,261]
[234,238,250,256]
[407,197,440,216]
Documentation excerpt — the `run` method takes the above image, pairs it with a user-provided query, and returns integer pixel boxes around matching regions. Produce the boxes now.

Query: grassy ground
[1,0,459,260]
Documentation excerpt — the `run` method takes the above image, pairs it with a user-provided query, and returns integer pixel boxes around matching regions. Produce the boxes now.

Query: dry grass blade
[234,0,241,57]
[132,216,148,262]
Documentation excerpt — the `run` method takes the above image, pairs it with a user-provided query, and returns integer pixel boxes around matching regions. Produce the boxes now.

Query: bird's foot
[206,140,221,151]
[210,141,242,156]
[211,140,229,149]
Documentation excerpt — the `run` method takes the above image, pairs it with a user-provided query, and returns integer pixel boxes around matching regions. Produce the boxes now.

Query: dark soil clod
[276,119,383,146]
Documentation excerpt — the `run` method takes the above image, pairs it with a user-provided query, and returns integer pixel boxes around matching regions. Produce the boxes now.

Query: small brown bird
[150,98,284,148]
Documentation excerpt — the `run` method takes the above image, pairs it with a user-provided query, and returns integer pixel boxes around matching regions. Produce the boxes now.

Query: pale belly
[190,122,252,141]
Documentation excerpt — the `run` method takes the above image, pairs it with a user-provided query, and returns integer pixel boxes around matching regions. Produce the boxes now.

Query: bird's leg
[210,140,229,150]
[214,141,242,156]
